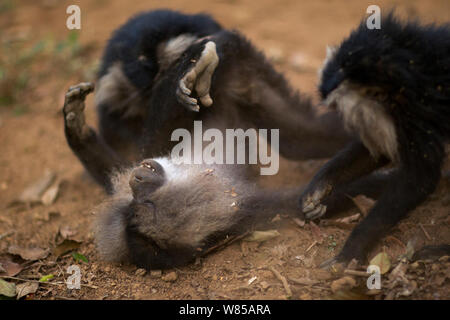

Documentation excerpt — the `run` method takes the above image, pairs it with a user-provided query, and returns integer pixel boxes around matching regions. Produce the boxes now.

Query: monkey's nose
[130,167,154,184]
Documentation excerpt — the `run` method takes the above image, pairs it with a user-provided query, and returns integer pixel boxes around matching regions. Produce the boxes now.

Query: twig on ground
[0,275,98,289]
[305,241,317,253]
[419,223,432,241]
[268,266,292,297]
[344,269,370,277]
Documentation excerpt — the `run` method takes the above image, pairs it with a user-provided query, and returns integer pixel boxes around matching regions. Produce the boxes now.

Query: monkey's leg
[63,83,124,193]
[320,170,392,217]
[176,41,219,111]
[176,30,350,159]
[328,162,442,265]
[300,141,388,220]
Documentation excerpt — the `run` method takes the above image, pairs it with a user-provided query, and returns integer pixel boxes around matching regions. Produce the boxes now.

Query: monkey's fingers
[176,85,199,112]
[194,41,219,107]
[302,183,332,214]
[66,82,94,103]
[63,82,94,136]
[304,204,327,220]
[64,82,94,113]
[177,68,200,111]
[176,41,219,111]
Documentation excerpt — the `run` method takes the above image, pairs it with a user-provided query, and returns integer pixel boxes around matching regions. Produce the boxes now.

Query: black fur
[96,10,222,158]
[62,10,361,270]
[99,9,222,89]
[302,13,450,264]
[93,9,350,169]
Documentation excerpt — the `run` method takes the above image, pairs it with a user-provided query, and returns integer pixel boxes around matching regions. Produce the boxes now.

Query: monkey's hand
[300,180,333,220]
[176,41,219,112]
[63,82,94,139]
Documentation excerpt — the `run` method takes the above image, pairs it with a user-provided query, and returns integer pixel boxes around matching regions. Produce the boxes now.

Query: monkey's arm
[175,31,351,159]
[334,160,442,264]
[63,83,125,193]
[299,141,388,220]
[320,170,392,216]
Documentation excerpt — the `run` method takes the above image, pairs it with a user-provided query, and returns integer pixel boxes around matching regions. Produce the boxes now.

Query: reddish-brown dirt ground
[0,0,449,300]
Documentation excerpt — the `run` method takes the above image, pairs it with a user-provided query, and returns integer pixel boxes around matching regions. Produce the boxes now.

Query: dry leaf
[370,252,391,275]
[16,282,38,299]
[0,256,23,276]
[52,239,81,258]
[18,170,56,203]
[244,230,280,242]
[350,195,375,216]
[41,182,60,206]
[0,279,16,297]
[8,245,49,261]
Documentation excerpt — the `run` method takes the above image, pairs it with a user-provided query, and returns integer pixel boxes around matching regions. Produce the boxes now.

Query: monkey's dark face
[317,18,413,162]
[319,80,399,163]
[129,159,166,203]
[318,13,421,101]
[318,23,400,162]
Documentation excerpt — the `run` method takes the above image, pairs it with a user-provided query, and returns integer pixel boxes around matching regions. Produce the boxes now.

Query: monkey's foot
[63,82,94,138]
[301,182,332,220]
[176,41,219,112]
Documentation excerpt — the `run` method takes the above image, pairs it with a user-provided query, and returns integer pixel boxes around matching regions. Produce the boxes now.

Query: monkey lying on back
[300,13,450,266]
[63,10,360,269]
[95,156,300,269]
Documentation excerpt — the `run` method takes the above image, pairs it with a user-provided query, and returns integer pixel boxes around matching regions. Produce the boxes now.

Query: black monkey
[94,10,223,161]
[69,9,351,194]
[63,10,381,270]
[300,13,450,265]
